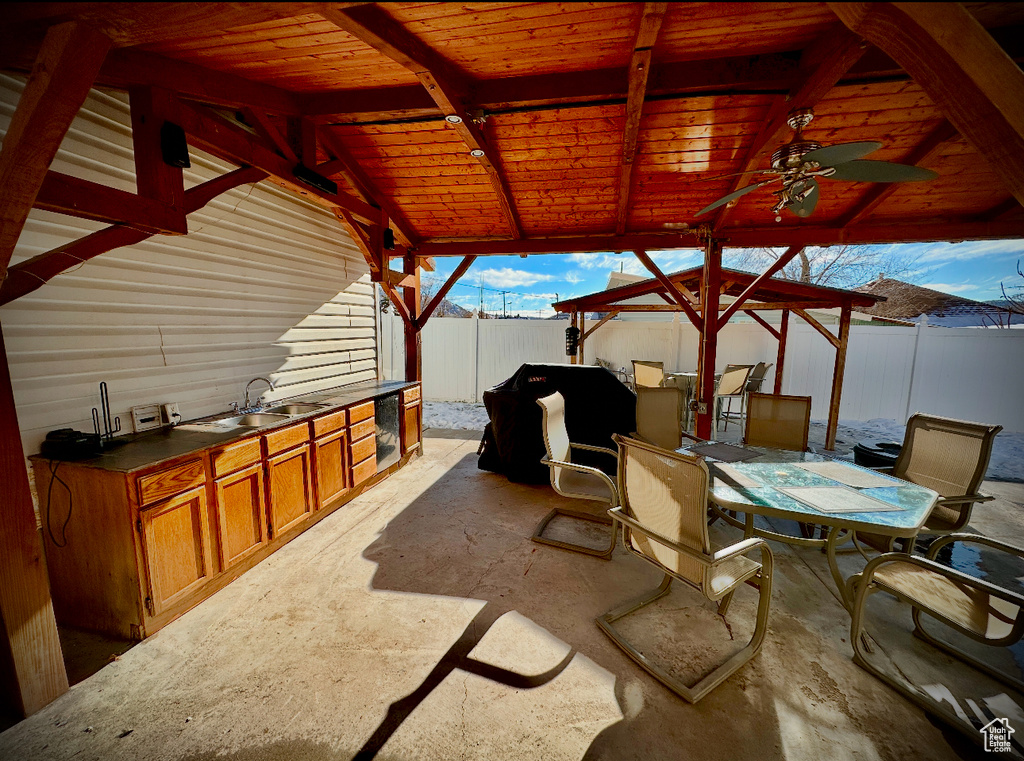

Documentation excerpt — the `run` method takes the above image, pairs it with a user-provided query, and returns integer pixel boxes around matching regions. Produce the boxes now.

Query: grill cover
[479,363,636,483]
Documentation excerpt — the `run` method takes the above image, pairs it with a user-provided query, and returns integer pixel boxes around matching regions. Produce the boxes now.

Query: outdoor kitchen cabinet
[264,423,314,539]
[32,381,420,639]
[401,385,422,455]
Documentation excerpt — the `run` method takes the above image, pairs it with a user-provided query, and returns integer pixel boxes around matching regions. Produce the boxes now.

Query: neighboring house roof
[855,276,1018,327]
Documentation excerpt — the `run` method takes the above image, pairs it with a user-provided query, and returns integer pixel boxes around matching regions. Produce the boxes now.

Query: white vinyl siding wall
[0,75,376,455]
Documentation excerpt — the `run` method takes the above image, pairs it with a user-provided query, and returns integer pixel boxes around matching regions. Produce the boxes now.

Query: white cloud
[567,248,702,277]
[563,271,584,284]
[475,267,556,288]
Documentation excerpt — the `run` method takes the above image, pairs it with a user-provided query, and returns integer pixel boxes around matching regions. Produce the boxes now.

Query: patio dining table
[690,446,940,611]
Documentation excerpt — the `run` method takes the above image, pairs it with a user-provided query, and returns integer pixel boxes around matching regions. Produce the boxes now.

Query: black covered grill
[478,363,637,484]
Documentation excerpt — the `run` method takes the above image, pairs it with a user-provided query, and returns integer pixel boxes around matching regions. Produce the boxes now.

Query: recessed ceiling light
[445,114,463,124]
[470,149,485,157]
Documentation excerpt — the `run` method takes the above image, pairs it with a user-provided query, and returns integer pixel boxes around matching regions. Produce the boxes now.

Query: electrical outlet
[162,403,181,425]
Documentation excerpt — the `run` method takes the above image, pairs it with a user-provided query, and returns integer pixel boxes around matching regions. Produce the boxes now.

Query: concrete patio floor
[2,428,1022,761]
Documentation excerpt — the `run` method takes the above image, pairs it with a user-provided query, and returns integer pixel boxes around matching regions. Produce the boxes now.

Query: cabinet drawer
[138,459,206,507]
[348,401,374,425]
[312,409,346,439]
[264,422,309,457]
[402,385,420,404]
[350,417,375,442]
[351,456,376,486]
[349,434,376,465]
[211,437,261,479]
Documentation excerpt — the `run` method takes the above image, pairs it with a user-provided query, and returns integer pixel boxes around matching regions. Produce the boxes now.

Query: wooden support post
[569,310,578,364]
[695,239,722,440]
[0,22,111,282]
[402,253,421,382]
[775,309,789,395]
[826,304,852,451]
[129,86,185,210]
[0,323,69,716]
[578,311,586,364]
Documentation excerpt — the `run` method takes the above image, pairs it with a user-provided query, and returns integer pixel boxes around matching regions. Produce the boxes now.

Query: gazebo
[552,256,885,447]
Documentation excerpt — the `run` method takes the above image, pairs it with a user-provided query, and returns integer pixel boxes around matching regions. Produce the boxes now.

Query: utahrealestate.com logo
[981,718,1015,753]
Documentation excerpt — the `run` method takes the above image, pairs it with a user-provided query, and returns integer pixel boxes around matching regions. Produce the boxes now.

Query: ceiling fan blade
[802,141,882,167]
[787,178,819,218]
[826,160,939,182]
[694,180,774,217]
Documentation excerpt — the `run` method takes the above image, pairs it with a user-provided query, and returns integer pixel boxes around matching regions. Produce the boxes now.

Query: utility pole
[501,290,507,318]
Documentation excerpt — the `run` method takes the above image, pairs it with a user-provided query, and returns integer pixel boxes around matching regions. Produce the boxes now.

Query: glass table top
[700,447,939,534]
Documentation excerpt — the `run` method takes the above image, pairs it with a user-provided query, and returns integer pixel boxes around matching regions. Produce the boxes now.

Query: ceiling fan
[694,108,939,221]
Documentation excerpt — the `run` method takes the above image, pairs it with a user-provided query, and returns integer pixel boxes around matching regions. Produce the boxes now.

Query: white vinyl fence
[381,316,1024,432]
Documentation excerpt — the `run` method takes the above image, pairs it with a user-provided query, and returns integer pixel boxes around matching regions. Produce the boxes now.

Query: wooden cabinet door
[266,444,313,538]
[402,401,421,455]
[312,428,348,510]
[213,463,268,570]
[138,486,214,616]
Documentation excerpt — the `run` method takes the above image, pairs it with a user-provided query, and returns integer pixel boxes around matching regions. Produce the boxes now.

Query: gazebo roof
[553,266,884,314]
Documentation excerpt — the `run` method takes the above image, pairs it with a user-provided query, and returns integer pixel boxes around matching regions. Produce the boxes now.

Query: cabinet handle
[136,518,142,533]
[144,597,154,615]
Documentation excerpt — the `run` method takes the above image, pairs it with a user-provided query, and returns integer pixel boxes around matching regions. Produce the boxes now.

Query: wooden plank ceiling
[4,1,1024,255]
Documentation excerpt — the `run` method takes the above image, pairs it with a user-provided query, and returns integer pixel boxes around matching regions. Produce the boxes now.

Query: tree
[1001,259,1024,315]
[726,244,916,288]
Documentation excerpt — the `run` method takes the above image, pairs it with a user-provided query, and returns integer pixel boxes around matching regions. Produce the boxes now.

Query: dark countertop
[33,380,417,474]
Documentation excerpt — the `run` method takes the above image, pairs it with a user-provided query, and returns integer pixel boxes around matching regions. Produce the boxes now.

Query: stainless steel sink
[216,413,290,427]
[264,403,324,415]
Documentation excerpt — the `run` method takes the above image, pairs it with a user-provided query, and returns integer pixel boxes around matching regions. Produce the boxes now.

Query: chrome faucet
[243,377,275,410]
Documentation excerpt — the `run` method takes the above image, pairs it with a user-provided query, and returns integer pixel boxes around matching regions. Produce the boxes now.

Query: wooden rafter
[718,245,803,325]
[616,3,667,235]
[982,197,1021,221]
[631,249,702,329]
[418,255,476,328]
[318,129,418,247]
[336,209,382,279]
[712,25,866,231]
[414,232,695,258]
[35,171,186,235]
[838,120,958,226]
[831,2,1024,208]
[583,310,621,340]
[0,167,266,306]
[242,108,297,163]
[0,21,111,282]
[321,4,522,238]
[173,100,378,225]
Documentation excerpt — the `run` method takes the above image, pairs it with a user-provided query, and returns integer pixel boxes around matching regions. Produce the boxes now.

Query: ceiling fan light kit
[694,108,939,221]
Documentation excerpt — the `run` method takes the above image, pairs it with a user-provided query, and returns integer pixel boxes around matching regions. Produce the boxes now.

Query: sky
[419,239,1024,318]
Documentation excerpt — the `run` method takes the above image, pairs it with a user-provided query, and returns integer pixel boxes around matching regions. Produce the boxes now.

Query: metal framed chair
[714,364,752,432]
[631,360,665,389]
[533,392,618,559]
[711,393,822,546]
[598,434,773,703]
[635,386,686,451]
[855,414,1002,555]
[849,534,1024,750]
[719,362,771,432]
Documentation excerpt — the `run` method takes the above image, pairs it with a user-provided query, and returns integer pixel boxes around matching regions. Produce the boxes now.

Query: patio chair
[848,534,1024,748]
[714,364,752,432]
[631,360,665,389]
[855,414,1002,555]
[745,361,772,395]
[533,392,618,559]
[635,386,686,450]
[711,393,822,546]
[598,434,773,702]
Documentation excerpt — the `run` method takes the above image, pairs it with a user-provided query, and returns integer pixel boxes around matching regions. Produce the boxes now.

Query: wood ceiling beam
[0,167,266,306]
[35,171,187,235]
[413,233,696,258]
[981,197,1021,221]
[173,100,379,225]
[318,129,418,247]
[719,245,804,325]
[0,21,111,284]
[321,4,522,239]
[3,3,328,48]
[616,3,667,236]
[302,53,806,122]
[632,248,702,329]
[712,25,867,232]
[830,2,1024,208]
[242,108,298,163]
[720,219,1024,247]
[129,86,185,212]
[837,120,958,226]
